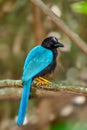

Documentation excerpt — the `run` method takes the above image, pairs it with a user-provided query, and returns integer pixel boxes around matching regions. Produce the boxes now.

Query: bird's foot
[35,77,51,85]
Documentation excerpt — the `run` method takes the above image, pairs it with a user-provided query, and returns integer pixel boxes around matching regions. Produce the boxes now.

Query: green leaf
[71,2,87,15]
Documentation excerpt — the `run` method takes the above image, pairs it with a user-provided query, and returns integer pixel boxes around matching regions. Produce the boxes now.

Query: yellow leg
[35,77,51,85]
[39,77,51,84]
[35,77,42,82]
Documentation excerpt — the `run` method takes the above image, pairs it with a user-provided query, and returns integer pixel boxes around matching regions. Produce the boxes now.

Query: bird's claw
[35,77,51,85]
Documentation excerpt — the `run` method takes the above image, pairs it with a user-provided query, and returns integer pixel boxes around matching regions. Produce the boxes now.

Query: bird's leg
[35,77,42,83]
[35,77,51,85]
[39,77,51,84]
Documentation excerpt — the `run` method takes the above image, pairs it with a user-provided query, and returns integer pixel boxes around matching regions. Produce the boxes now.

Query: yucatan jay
[17,36,64,126]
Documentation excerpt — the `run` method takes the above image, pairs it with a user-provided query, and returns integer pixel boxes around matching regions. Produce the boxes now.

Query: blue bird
[17,36,64,126]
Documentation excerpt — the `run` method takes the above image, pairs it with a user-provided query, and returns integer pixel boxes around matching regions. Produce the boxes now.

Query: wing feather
[22,46,53,82]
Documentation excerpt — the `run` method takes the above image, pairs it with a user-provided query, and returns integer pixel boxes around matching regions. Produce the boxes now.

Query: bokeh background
[0,0,87,130]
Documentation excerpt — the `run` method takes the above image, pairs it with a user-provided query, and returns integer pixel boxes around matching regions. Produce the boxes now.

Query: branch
[30,0,87,55]
[0,79,87,101]
[0,79,22,89]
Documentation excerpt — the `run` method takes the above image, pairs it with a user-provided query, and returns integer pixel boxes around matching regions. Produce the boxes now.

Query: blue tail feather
[17,79,32,126]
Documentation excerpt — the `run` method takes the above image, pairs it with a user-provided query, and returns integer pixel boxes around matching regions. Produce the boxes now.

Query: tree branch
[0,79,22,88]
[30,0,87,55]
[0,79,87,101]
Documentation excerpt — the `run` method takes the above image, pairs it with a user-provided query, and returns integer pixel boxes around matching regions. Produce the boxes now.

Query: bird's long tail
[17,78,32,126]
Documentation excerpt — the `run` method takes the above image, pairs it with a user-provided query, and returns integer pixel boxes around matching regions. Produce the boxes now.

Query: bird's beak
[55,42,64,48]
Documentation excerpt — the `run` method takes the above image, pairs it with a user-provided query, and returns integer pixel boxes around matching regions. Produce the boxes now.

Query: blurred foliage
[51,121,87,130]
[71,1,87,15]
[0,0,87,130]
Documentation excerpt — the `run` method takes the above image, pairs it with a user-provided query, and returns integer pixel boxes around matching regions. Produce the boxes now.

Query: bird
[17,36,64,126]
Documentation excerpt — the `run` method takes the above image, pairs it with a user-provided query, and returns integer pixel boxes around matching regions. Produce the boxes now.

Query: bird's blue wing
[23,46,41,70]
[22,46,53,82]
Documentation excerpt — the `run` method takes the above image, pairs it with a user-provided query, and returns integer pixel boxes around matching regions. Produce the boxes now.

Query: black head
[41,36,64,50]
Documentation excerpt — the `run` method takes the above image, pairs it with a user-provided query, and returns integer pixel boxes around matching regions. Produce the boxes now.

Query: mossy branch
[0,79,87,101]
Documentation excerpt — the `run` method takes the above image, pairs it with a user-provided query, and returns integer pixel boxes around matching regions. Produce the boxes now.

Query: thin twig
[30,0,87,55]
